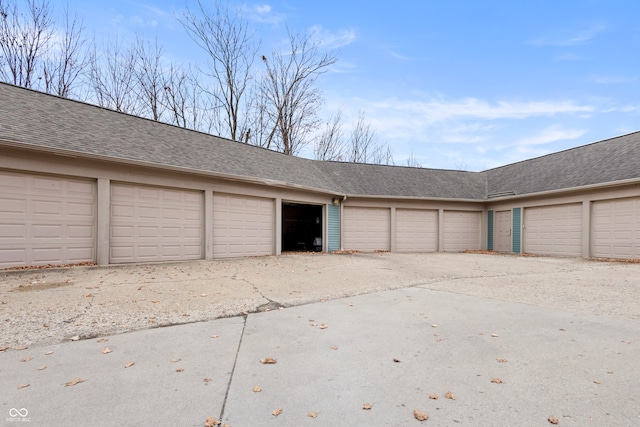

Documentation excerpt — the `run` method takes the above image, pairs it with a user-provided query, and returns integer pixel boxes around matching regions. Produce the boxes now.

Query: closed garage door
[343,207,390,251]
[213,193,274,258]
[443,210,481,252]
[396,209,438,253]
[523,203,582,256]
[0,170,95,268]
[110,183,203,263]
[593,197,640,259]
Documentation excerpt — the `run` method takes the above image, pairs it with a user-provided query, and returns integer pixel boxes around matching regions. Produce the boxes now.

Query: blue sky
[62,0,640,171]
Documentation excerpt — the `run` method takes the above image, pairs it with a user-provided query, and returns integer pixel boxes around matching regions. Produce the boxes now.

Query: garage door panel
[0,171,96,268]
[443,211,481,252]
[593,197,640,259]
[524,204,582,257]
[110,183,203,263]
[396,209,438,253]
[213,194,274,258]
[343,207,390,252]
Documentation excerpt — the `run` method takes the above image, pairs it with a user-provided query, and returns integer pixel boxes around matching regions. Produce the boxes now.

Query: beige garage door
[0,170,95,268]
[110,183,203,263]
[343,207,390,251]
[213,193,274,258]
[523,203,582,256]
[396,209,438,253]
[593,197,640,259]
[443,210,481,252]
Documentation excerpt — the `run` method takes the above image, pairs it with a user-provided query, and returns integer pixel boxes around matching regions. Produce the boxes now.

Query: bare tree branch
[178,0,259,141]
[258,28,338,155]
[132,35,166,121]
[314,110,345,161]
[348,110,394,165]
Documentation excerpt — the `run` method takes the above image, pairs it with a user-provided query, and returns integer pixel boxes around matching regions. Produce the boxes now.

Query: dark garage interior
[282,202,323,252]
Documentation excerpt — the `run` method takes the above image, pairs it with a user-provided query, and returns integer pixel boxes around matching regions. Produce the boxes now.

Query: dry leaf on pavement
[260,357,277,364]
[362,403,372,410]
[170,358,181,363]
[17,384,30,389]
[330,345,339,350]
[413,409,429,421]
[20,356,32,362]
[393,358,400,363]
[45,350,54,355]
[445,390,456,400]
[491,333,499,337]
[203,378,213,383]
[124,361,135,368]
[429,394,439,400]
[319,323,328,329]
[38,365,46,370]
[97,338,108,343]
[204,416,221,426]
[176,367,184,372]
[491,377,504,384]
[65,378,86,387]
[548,415,559,424]
[496,358,508,363]
[101,347,112,354]
[253,385,262,392]
[307,411,318,418]
[272,409,282,417]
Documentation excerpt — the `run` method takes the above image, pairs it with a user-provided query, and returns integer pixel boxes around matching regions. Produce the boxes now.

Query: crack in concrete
[219,314,247,422]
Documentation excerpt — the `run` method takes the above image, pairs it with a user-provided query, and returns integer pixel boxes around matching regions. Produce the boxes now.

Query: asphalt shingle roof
[1,82,640,200]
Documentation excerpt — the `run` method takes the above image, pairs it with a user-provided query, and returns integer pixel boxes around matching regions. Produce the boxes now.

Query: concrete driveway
[1,253,639,426]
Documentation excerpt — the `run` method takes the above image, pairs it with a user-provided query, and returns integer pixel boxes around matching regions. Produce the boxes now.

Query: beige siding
[395,208,438,253]
[0,170,95,267]
[110,183,203,263]
[213,193,274,258]
[495,210,511,252]
[592,197,640,259]
[343,207,390,251]
[443,211,481,252]
[523,203,582,256]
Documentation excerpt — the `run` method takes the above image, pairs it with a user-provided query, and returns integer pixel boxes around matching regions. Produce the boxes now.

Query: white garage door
[443,210,481,252]
[0,170,95,268]
[110,183,203,263]
[213,193,274,258]
[592,197,640,259]
[396,209,438,253]
[343,207,390,251]
[523,203,582,257]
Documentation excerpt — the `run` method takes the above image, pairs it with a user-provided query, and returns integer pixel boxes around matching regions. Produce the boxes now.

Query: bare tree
[88,36,139,114]
[346,111,393,165]
[178,0,259,141]
[405,147,422,168]
[162,64,209,131]
[259,28,338,155]
[314,110,345,161]
[0,0,53,89]
[42,4,89,98]
[132,35,166,121]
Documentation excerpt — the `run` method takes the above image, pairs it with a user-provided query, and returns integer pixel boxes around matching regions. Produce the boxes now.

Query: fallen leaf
[429,394,439,400]
[319,323,328,329]
[435,338,442,342]
[203,377,213,383]
[309,323,318,327]
[45,350,54,355]
[362,403,372,410]
[97,338,108,343]
[101,347,112,354]
[170,358,181,363]
[253,385,262,392]
[348,302,354,306]
[14,345,28,350]
[272,409,283,417]
[393,358,400,363]
[70,335,80,341]
[38,365,46,370]
[491,333,499,338]
[413,409,429,421]
[20,356,32,362]
[83,293,93,297]
[176,367,184,372]
[445,390,456,400]
[65,378,86,387]
[201,294,207,297]
[151,300,160,304]
[260,357,277,364]
[204,416,221,426]
[496,358,508,363]
[593,380,601,384]
[548,415,559,424]
[431,324,438,328]
[308,411,318,418]
[491,377,504,384]
[124,361,135,368]
[211,334,219,339]
[0,346,7,352]
[622,340,631,344]
[17,384,30,389]
[330,345,339,350]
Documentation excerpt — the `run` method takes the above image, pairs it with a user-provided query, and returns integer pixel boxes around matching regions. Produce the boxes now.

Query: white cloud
[588,75,636,84]
[243,4,285,25]
[529,24,606,47]
[309,25,356,50]
[510,126,586,148]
